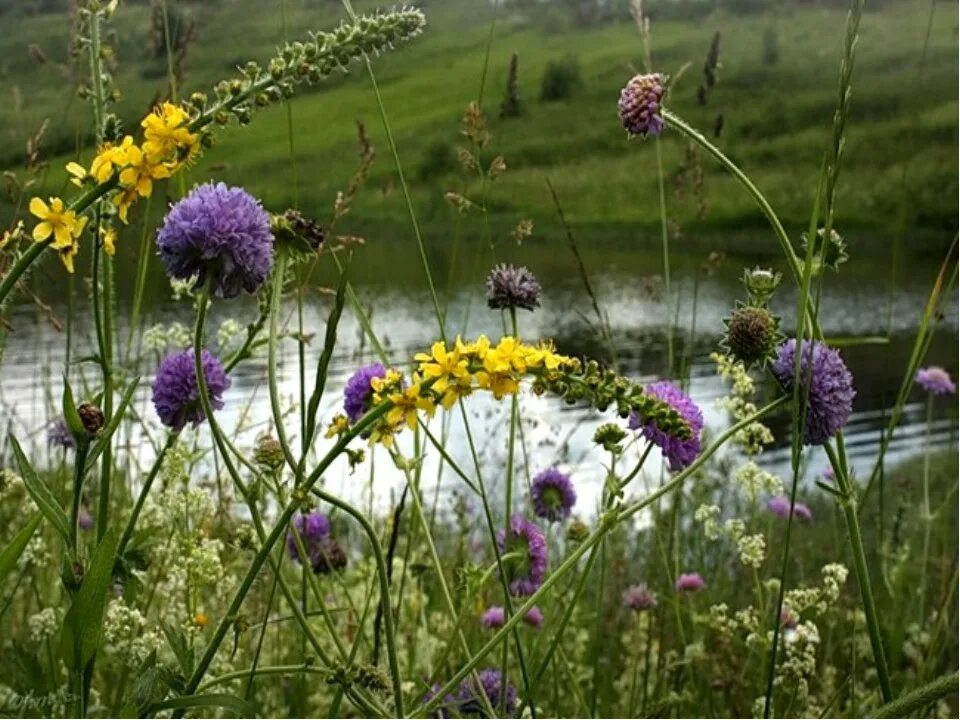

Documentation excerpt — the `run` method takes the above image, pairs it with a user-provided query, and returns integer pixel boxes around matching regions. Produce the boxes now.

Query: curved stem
[266,255,300,473]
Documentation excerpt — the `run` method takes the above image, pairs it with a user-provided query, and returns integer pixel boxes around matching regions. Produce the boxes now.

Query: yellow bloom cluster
[29,103,199,272]
[356,335,576,447]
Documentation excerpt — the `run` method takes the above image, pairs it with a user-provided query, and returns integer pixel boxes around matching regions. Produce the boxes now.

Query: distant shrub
[762,25,780,66]
[418,140,457,182]
[500,52,524,119]
[540,55,582,102]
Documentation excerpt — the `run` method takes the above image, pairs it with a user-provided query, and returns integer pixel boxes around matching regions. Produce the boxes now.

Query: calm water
[1,244,956,515]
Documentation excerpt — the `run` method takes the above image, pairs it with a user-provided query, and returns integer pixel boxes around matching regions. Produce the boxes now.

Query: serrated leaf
[61,528,118,670]
[0,513,43,587]
[147,693,255,717]
[161,621,195,677]
[10,434,70,546]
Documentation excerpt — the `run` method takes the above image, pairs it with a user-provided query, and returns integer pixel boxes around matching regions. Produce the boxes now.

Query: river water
[0,243,956,516]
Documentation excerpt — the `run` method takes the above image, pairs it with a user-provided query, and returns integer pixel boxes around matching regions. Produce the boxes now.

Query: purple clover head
[486,263,542,312]
[457,669,517,717]
[157,182,274,299]
[675,572,706,593]
[629,381,703,471]
[152,349,230,431]
[916,366,956,395]
[480,606,506,631]
[530,467,576,522]
[623,583,658,611]
[618,73,664,138]
[343,363,387,423]
[771,339,855,445]
[496,515,548,597]
[523,605,544,629]
[767,496,813,522]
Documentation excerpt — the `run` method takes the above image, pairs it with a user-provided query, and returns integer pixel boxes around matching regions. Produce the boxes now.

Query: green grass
[0,0,956,252]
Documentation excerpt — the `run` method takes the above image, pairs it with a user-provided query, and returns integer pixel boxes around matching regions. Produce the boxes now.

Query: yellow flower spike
[141,102,199,163]
[415,340,469,393]
[65,162,88,187]
[118,143,172,199]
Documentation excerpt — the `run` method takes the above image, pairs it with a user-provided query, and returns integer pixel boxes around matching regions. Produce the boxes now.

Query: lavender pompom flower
[497,515,548,596]
[523,605,544,629]
[486,263,541,312]
[152,349,230,431]
[457,669,517,717]
[480,606,506,630]
[623,583,657,611]
[767,496,813,522]
[771,339,855,445]
[916,366,956,395]
[618,73,664,138]
[157,182,273,298]
[675,572,706,593]
[343,363,387,423]
[423,683,457,719]
[47,419,75,450]
[628,381,703,471]
[286,512,347,574]
[531,468,576,522]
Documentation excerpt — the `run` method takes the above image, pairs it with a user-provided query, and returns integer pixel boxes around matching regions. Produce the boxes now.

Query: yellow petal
[29,197,49,219]
[52,224,71,249]
[32,222,52,242]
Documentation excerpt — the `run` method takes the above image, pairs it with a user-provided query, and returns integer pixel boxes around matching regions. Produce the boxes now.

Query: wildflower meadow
[0,0,956,718]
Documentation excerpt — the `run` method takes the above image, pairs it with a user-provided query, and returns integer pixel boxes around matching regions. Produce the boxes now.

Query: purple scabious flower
[157,182,273,299]
[675,572,706,593]
[480,606,506,630]
[530,467,576,522]
[623,583,658,611]
[916,366,956,395]
[523,605,544,629]
[423,683,457,719]
[486,263,542,312]
[628,381,703,471]
[618,73,664,138]
[457,669,517,717]
[46,419,75,450]
[152,349,230,431]
[496,515,548,597]
[343,363,387,423]
[771,339,855,446]
[767,496,813,521]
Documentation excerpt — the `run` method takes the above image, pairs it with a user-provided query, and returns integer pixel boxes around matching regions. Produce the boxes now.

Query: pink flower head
[675,572,705,593]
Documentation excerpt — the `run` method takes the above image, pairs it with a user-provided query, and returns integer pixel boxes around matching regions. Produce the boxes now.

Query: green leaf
[85,376,140,471]
[9,434,71,546]
[147,693,256,717]
[161,620,195,677]
[61,528,119,670]
[0,513,43,587]
[61,375,86,442]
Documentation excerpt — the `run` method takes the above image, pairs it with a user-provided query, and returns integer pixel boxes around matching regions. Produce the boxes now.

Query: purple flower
[46,419,75,450]
[675,572,705,593]
[531,467,576,522]
[286,512,346,575]
[628,381,703,471]
[486,263,542,312]
[78,508,94,531]
[771,339,855,445]
[767,496,813,522]
[916,366,956,395]
[423,683,457,719]
[343,363,387,423]
[523,605,544,629]
[457,669,517,717]
[152,349,230,431]
[623,583,657,611]
[780,607,798,630]
[618,73,664,138]
[496,515,548,597]
[157,182,273,298]
[480,606,506,630]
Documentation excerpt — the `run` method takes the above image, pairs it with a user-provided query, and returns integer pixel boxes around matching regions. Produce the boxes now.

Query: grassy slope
[0,0,956,253]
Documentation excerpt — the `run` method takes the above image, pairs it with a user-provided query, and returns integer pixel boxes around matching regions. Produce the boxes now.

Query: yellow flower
[119,143,172,197]
[112,187,138,224]
[525,342,573,372]
[89,136,134,184]
[325,413,350,439]
[193,612,208,629]
[457,334,490,360]
[58,240,80,274]
[141,102,198,163]
[482,336,528,375]
[386,380,436,430]
[474,370,520,399]
[65,161,88,187]
[415,340,469,393]
[101,227,117,256]
[371,369,403,403]
[29,196,88,249]
[439,374,474,409]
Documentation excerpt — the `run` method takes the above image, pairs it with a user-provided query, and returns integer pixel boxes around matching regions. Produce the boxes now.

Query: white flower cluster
[777,620,821,698]
[784,563,849,617]
[217,318,244,350]
[737,533,766,569]
[142,322,192,352]
[693,506,765,567]
[711,352,775,455]
[27,608,58,643]
[734,461,783,502]
[17,535,49,570]
[694,504,721,540]
[102,599,163,665]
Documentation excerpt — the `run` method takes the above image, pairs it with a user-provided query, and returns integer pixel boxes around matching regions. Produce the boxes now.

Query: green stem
[116,433,178,558]
[654,136,673,373]
[919,394,934,621]
[872,672,957,719]
[70,442,90,558]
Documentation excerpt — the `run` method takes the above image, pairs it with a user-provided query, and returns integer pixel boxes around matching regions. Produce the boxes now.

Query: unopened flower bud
[77,403,104,437]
